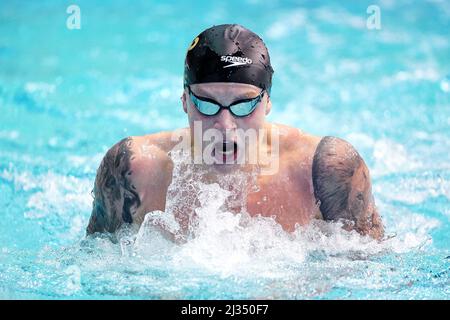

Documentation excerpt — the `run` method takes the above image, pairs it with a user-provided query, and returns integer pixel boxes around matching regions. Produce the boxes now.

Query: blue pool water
[0,0,449,299]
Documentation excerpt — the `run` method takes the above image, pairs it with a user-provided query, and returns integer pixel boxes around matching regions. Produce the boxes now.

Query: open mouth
[213,141,238,163]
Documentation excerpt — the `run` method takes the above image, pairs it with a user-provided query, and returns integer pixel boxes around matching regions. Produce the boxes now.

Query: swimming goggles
[187,85,265,117]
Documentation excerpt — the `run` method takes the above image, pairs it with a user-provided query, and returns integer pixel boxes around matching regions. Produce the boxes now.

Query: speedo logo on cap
[221,55,253,68]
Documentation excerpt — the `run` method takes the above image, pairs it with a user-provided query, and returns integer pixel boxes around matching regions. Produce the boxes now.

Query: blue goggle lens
[189,88,264,117]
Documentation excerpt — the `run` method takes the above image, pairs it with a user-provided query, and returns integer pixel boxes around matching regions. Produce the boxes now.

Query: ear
[265,95,272,115]
[181,90,188,114]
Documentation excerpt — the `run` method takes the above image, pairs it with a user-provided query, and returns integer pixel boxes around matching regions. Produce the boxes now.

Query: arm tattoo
[312,136,383,236]
[86,137,141,234]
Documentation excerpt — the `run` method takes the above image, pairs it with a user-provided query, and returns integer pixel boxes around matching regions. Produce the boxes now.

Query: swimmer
[86,24,384,240]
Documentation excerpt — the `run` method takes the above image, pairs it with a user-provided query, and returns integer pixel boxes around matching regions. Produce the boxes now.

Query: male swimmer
[86,24,384,241]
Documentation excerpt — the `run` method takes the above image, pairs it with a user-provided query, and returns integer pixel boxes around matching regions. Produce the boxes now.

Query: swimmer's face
[181,82,272,167]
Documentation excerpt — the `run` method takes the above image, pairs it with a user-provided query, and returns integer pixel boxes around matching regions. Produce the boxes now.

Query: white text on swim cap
[221,55,253,68]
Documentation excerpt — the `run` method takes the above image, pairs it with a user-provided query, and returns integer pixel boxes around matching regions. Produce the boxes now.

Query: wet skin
[87,82,384,240]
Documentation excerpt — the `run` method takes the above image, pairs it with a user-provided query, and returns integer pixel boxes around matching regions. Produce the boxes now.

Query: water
[0,0,449,299]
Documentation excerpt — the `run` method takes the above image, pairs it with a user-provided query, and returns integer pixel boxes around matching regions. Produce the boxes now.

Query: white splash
[1,165,92,240]
[119,150,438,280]
[372,138,422,177]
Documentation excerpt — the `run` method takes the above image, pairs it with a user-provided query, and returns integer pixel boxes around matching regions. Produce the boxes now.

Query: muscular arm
[86,137,141,234]
[312,136,384,239]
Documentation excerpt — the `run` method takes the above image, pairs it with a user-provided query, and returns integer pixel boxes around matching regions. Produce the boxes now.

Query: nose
[213,108,237,131]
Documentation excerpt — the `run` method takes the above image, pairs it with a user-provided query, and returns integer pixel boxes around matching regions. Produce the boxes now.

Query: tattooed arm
[86,137,141,234]
[86,135,175,235]
[312,136,384,239]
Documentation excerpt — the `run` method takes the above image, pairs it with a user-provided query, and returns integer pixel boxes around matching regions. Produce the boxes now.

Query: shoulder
[100,135,172,179]
[311,136,383,237]
[87,133,178,234]
[87,137,139,234]
[312,136,362,172]
[140,128,190,153]
[312,136,364,186]
[269,123,322,157]
[312,136,367,221]
[102,128,191,188]
[113,134,177,192]
[268,123,322,180]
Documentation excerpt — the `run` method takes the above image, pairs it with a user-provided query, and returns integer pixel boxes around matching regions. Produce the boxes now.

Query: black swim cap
[184,24,274,95]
